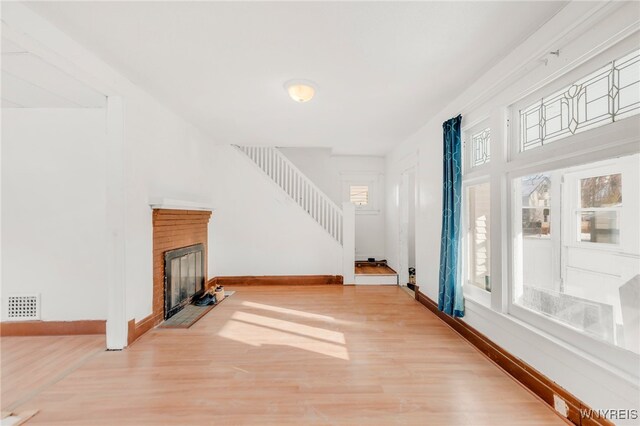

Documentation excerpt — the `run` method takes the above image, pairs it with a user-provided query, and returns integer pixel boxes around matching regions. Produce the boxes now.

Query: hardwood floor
[1,286,564,425]
[1,334,104,411]
[354,264,397,275]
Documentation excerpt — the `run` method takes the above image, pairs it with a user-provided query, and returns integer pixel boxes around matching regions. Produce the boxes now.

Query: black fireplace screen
[164,243,205,320]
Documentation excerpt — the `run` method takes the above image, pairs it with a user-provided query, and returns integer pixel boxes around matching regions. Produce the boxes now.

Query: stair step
[354,274,398,286]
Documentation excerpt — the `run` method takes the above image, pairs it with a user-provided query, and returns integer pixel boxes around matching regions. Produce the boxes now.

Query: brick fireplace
[128,208,212,345]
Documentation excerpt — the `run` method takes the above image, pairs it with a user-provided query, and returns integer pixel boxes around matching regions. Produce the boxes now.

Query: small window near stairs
[350,185,369,206]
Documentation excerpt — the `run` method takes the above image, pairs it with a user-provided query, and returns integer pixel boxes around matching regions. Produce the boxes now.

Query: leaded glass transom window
[471,128,490,167]
[520,49,640,152]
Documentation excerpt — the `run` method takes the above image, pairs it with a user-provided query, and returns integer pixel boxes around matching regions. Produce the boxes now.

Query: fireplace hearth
[164,243,205,320]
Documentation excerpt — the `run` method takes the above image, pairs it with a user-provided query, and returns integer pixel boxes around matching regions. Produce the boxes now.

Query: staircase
[234,145,344,245]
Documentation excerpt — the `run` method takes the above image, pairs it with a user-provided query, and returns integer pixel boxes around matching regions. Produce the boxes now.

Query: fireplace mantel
[149,198,214,212]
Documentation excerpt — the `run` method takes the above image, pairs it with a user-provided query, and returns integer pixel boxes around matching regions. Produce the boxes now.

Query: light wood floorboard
[1,286,564,425]
[1,334,104,411]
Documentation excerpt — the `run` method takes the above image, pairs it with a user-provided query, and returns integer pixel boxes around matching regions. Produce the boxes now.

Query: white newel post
[342,202,356,284]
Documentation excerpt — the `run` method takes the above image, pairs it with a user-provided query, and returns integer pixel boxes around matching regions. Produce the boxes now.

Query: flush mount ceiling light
[285,80,316,103]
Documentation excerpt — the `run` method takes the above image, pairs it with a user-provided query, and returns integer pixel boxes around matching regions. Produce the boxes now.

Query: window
[342,172,381,214]
[349,185,369,206]
[461,32,640,378]
[466,182,491,292]
[512,154,639,355]
[519,49,640,151]
[463,119,492,305]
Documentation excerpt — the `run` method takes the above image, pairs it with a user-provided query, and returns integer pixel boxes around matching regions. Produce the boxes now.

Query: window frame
[562,161,626,251]
[340,172,382,214]
[349,184,370,207]
[462,116,495,308]
[502,36,640,376]
[506,137,640,378]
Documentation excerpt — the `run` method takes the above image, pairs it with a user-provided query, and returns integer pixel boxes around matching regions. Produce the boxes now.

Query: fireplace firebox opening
[164,243,205,320]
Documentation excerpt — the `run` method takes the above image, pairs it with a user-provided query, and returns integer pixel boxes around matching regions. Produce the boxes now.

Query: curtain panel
[438,114,464,317]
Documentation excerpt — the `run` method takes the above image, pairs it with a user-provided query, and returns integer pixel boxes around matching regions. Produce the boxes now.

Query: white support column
[106,96,128,350]
[342,202,356,284]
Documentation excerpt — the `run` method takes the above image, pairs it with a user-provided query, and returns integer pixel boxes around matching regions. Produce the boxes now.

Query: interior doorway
[399,166,417,287]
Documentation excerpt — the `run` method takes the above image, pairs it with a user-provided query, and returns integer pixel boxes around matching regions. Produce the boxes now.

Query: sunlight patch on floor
[217,312,350,360]
[231,311,346,344]
[241,300,356,325]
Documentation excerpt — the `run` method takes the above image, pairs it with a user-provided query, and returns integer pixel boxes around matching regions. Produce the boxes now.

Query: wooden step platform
[354,262,398,285]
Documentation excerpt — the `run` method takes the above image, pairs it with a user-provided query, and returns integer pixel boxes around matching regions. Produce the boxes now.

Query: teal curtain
[438,115,464,317]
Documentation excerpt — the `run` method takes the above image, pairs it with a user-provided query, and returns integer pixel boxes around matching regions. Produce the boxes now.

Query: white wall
[385,1,640,418]
[122,89,217,323]
[1,92,217,326]
[1,5,220,327]
[279,148,386,260]
[208,145,342,276]
[1,5,353,328]
[278,148,339,203]
[1,108,108,321]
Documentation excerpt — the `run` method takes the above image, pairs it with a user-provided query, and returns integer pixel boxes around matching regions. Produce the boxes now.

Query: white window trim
[467,295,639,385]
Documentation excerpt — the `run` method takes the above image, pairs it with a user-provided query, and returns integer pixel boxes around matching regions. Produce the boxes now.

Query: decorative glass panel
[520,49,640,151]
[471,127,490,167]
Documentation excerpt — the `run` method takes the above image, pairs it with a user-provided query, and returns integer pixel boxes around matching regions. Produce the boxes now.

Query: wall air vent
[6,294,40,321]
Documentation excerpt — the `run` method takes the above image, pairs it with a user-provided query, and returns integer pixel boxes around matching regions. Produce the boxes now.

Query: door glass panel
[180,255,189,302]
[195,251,203,293]
[171,258,180,309]
[580,173,622,208]
[579,211,619,244]
[187,252,196,296]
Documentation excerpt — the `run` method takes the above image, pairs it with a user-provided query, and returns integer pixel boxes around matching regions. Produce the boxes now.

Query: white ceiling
[27,1,567,155]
